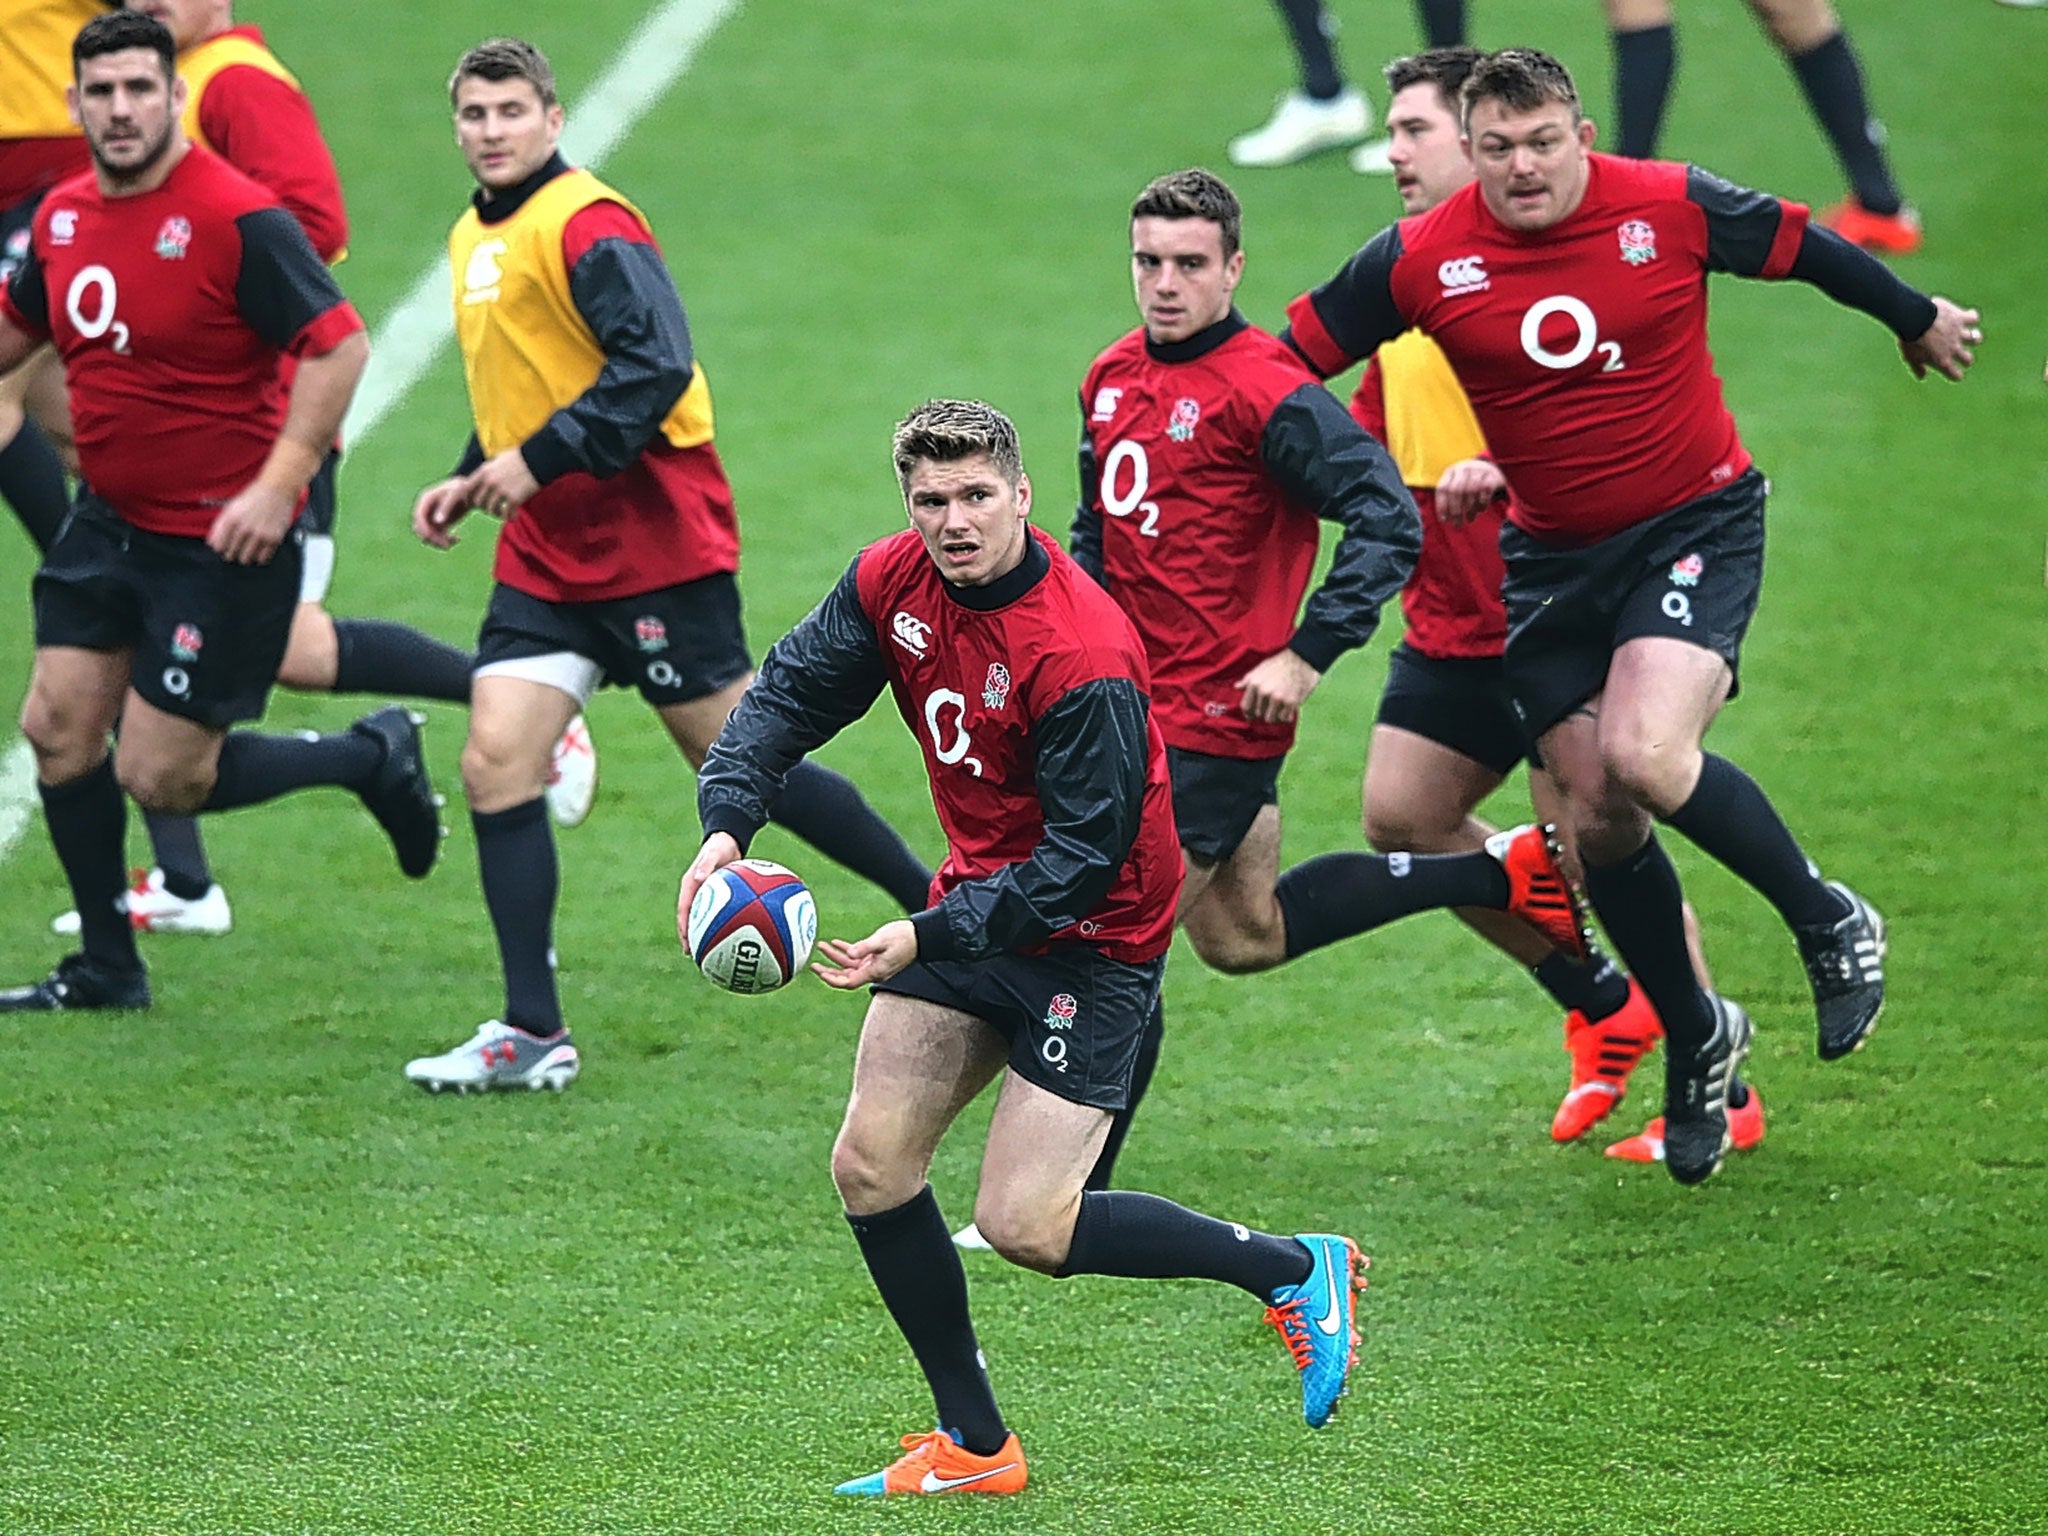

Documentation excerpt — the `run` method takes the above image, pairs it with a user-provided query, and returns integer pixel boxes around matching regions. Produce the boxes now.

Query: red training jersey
[0,147,363,538]
[1289,155,1810,546]
[857,526,1182,962]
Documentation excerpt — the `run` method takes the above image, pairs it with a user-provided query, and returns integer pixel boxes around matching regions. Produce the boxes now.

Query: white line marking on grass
[343,0,743,445]
[3,0,745,863]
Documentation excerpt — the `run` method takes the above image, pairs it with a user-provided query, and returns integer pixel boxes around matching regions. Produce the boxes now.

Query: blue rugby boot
[1263,1233,1368,1428]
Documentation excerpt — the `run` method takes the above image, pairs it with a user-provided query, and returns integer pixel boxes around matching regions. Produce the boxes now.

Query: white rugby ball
[685,859,817,994]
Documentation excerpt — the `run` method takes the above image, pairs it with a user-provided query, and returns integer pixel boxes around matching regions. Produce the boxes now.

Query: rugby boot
[544,714,598,829]
[951,1222,994,1251]
[403,1020,580,1094]
[1263,1234,1368,1428]
[351,706,444,878]
[1485,823,1591,960]
[832,1429,1028,1497]
[1818,198,1923,255]
[52,867,232,937]
[1661,995,1754,1186]
[0,951,151,1013]
[1795,881,1886,1060]
[1227,87,1371,167]
[1606,1082,1766,1163]
[1551,976,1664,1142]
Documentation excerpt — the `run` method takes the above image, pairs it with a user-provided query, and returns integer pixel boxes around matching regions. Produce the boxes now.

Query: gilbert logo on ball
[687,859,817,994]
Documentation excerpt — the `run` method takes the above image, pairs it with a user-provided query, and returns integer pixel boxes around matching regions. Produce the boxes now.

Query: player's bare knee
[115,751,210,815]
[971,1198,1067,1275]
[829,1127,916,1213]
[1602,733,1699,816]
[460,731,540,807]
[1186,923,1280,976]
[20,688,99,780]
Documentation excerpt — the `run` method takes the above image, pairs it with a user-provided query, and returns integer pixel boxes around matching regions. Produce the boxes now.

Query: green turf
[3,2,2045,1531]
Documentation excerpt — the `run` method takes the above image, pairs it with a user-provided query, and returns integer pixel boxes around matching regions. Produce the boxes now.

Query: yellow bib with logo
[1378,330,1488,489]
[0,0,105,138]
[448,168,713,459]
[177,32,300,150]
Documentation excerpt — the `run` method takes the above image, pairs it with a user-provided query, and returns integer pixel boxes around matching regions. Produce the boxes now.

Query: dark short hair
[1460,47,1581,130]
[1130,168,1242,260]
[1383,46,1486,116]
[892,400,1024,491]
[449,36,558,108]
[74,10,175,81]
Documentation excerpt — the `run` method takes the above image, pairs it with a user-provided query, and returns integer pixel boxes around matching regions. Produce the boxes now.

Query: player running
[681,400,1366,1496]
[401,38,932,1094]
[1285,47,1978,1182]
[0,11,441,1013]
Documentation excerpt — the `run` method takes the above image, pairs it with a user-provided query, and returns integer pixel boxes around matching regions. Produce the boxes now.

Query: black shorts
[32,495,302,727]
[1,190,42,286]
[1167,746,1283,864]
[875,944,1166,1111]
[474,573,752,708]
[1501,469,1768,741]
[297,449,341,603]
[1374,641,1527,776]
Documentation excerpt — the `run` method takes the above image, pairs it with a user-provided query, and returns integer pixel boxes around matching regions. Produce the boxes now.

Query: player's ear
[65,83,81,131]
[1578,117,1598,151]
[1224,248,1246,288]
[1014,472,1032,519]
[170,73,187,119]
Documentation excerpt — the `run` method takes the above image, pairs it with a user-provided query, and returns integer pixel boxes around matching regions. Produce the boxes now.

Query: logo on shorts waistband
[1044,993,1078,1031]
[170,623,203,662]
[1669,553,1704,587]
[634,616,669,652]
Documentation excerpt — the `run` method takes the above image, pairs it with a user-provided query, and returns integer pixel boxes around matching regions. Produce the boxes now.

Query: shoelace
[1263,1296,1314,1369]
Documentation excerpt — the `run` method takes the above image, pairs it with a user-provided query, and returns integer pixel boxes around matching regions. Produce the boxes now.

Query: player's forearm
[1788,225,1939,340]
[256,331,367,496]
[0,314,37,376]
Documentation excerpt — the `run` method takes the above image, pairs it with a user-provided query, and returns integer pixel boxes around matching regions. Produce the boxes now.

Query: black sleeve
[1685,165,1795,276]
[234,206,351,349]
[452,433,484,477]
[910,676,1149,964]
[696,561,890,849]
[1069,407,1106,586]
[1,238,50,333]
[519,235,696,487]
[1281,224,1408,376]
[1786,224,1939,341]
[1260,383,1421,672]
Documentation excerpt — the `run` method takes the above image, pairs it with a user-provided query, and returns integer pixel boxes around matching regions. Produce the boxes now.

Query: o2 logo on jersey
[1100,440,1161,538]
[922,689,984,778]
[1519,295,1624,375]
[65,265,131,354]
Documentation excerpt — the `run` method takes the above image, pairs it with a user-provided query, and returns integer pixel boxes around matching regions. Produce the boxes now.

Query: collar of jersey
[941,530,1050,611]
[1144,307,1247,364]
[472,153,571,226]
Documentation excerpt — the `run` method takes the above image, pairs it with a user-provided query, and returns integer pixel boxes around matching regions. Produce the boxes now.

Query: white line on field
[1,0,744,868]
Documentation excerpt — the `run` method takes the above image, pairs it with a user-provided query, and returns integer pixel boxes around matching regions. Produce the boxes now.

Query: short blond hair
[891,400,1023,492]
[450,37,558,108]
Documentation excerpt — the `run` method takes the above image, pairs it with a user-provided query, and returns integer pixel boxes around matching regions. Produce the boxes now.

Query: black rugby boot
[351,706,445,879]
[0,952,151,1013]
[1796,880,1886,1061]
[1663,994,1753,1186]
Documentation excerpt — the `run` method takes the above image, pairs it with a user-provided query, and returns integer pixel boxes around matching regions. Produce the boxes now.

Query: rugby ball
[686,859,817,994]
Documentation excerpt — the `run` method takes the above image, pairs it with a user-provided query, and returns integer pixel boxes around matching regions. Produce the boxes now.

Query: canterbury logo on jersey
[1438,255,1489,296]
[1091,386,1122,422]
[891,611,931,657]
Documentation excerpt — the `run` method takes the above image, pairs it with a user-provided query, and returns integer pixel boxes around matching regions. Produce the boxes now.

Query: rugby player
[0,11,442,1013]
[682,400,1365,1496]
[402,38,932,1094]
[1285,48,1978,1182]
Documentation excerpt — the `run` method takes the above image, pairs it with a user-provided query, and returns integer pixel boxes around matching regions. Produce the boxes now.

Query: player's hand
[676,832,745,949]
[1901,298,1981,383]
[1435,457,1507,526]
[1236,648,1321,725]
[462,449,540,519]
[811,920,918,989]
[207,481,296,565]
[412,476,473,549]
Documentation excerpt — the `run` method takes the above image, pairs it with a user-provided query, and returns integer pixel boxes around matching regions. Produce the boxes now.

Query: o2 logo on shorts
[647,660,681,688]
[162,667,190,698]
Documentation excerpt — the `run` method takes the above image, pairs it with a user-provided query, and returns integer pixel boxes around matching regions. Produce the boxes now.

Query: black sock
[846,1186,1007,1456]
[474,798,563,1036]
[1059,1191,1312,1300]
[1662,753,1847,931]
[40,759,140,973]
[1274,0,1345,100]
[1533,951,1632,1021]
[1581,835,1714,1056]
[202,730,382,811]
[331,618,474,703]
[0,419,69,554]
[1414,0,1466,48]
[1277,849,1508,960]
[142,811,213,899]
[1086,999,1163,1192]
[1788,32,1902,215]
[1612,24,1677,159]
[770,760,933,913]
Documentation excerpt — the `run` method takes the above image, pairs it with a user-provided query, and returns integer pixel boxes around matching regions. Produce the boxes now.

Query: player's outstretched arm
[675,831,746,948]
[811,921,918,989]
[1900,297,1983,383]
[412,477,474,550]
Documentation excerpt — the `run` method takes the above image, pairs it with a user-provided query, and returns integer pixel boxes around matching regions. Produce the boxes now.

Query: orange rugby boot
[1551,978,1665,1142]
[1485,824,1591,961]
[1819,198,1923,256]
[832,1429,1028,1497]
[1605,1083,1767,1163]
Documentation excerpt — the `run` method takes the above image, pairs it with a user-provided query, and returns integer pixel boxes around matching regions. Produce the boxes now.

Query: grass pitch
[2,2,2045,1531]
